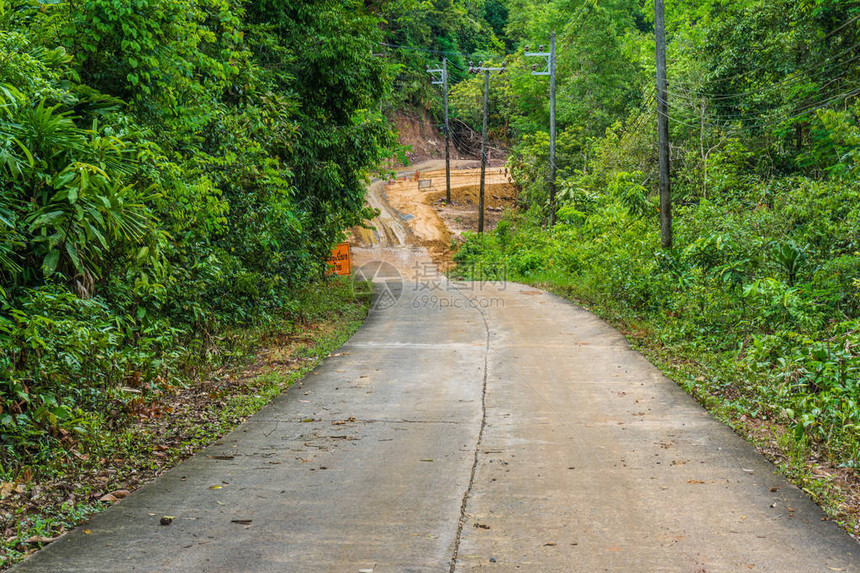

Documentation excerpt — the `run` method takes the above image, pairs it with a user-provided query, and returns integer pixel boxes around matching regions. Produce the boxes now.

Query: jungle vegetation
[0,0,398,472]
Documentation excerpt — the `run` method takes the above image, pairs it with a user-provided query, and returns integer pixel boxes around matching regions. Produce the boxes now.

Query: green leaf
[11,137,34,167]
[51,407,69,420]
[53,170,76,189]
[65,242,82,272]
[79,168,89,192]
[29,211,65,229]
[42,249,60,276]
[86,221,108,249]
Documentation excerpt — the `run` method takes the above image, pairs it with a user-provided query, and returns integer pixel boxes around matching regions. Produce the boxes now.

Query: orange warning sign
[326,242,351,276]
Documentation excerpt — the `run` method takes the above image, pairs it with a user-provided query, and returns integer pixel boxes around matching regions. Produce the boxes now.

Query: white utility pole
[427,59,451,203]
[526,33,558,226]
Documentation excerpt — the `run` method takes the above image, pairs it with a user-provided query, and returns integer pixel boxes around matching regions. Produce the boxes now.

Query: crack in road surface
[449,286,491,573]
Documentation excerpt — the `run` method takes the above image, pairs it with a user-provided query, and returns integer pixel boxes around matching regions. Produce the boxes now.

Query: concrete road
[13,277,860,572]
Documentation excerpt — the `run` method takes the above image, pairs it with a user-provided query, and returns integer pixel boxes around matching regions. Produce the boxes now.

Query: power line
[664,68,858,124]
[663,69,859,116]
[665,79,852,122]
[655,86,860,131]
[695,12,860,88]
[592,81,859,170]
[667,37,860,101]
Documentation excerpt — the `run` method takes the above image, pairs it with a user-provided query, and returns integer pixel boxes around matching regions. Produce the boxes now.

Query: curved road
[13,273,860,572]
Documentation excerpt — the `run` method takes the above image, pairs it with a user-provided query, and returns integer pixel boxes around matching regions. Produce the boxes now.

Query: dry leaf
[99,493,119,503]
[108,489,130,499]
[24,535,56,544]
[0,483,14,499]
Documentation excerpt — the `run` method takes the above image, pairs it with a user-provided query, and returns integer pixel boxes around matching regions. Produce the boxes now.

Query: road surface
[12,274,860,572]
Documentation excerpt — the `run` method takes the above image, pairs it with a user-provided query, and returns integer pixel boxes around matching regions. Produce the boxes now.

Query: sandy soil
[350,160,517,270]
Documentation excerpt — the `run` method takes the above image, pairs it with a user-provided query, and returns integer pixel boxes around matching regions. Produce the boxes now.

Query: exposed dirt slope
[389,110,465,164]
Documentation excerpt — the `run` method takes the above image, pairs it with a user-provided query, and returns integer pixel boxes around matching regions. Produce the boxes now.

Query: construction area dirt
[350,159,517,270]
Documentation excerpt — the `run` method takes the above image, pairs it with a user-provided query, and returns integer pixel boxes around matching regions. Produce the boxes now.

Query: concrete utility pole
[469,61,506,234]
[655,0,672,248]
[525,32,557,226]
[427,59,451,203]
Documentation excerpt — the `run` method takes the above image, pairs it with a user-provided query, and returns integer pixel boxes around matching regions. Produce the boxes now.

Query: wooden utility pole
[427,60,451,203]
[526,33,557,225]
[655,0,672,248]
[469,61,505,234]
[443,59,451,204]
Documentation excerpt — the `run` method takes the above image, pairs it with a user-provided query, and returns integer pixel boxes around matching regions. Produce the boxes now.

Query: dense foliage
[452,0,860,470]
[0,0,395,472]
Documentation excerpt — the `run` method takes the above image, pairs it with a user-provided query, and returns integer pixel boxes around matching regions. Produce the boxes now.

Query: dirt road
[351,161,516,271]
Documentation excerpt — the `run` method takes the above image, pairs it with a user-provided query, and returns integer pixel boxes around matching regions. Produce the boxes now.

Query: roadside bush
[455,171,860,466]
[0,0,396,470]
